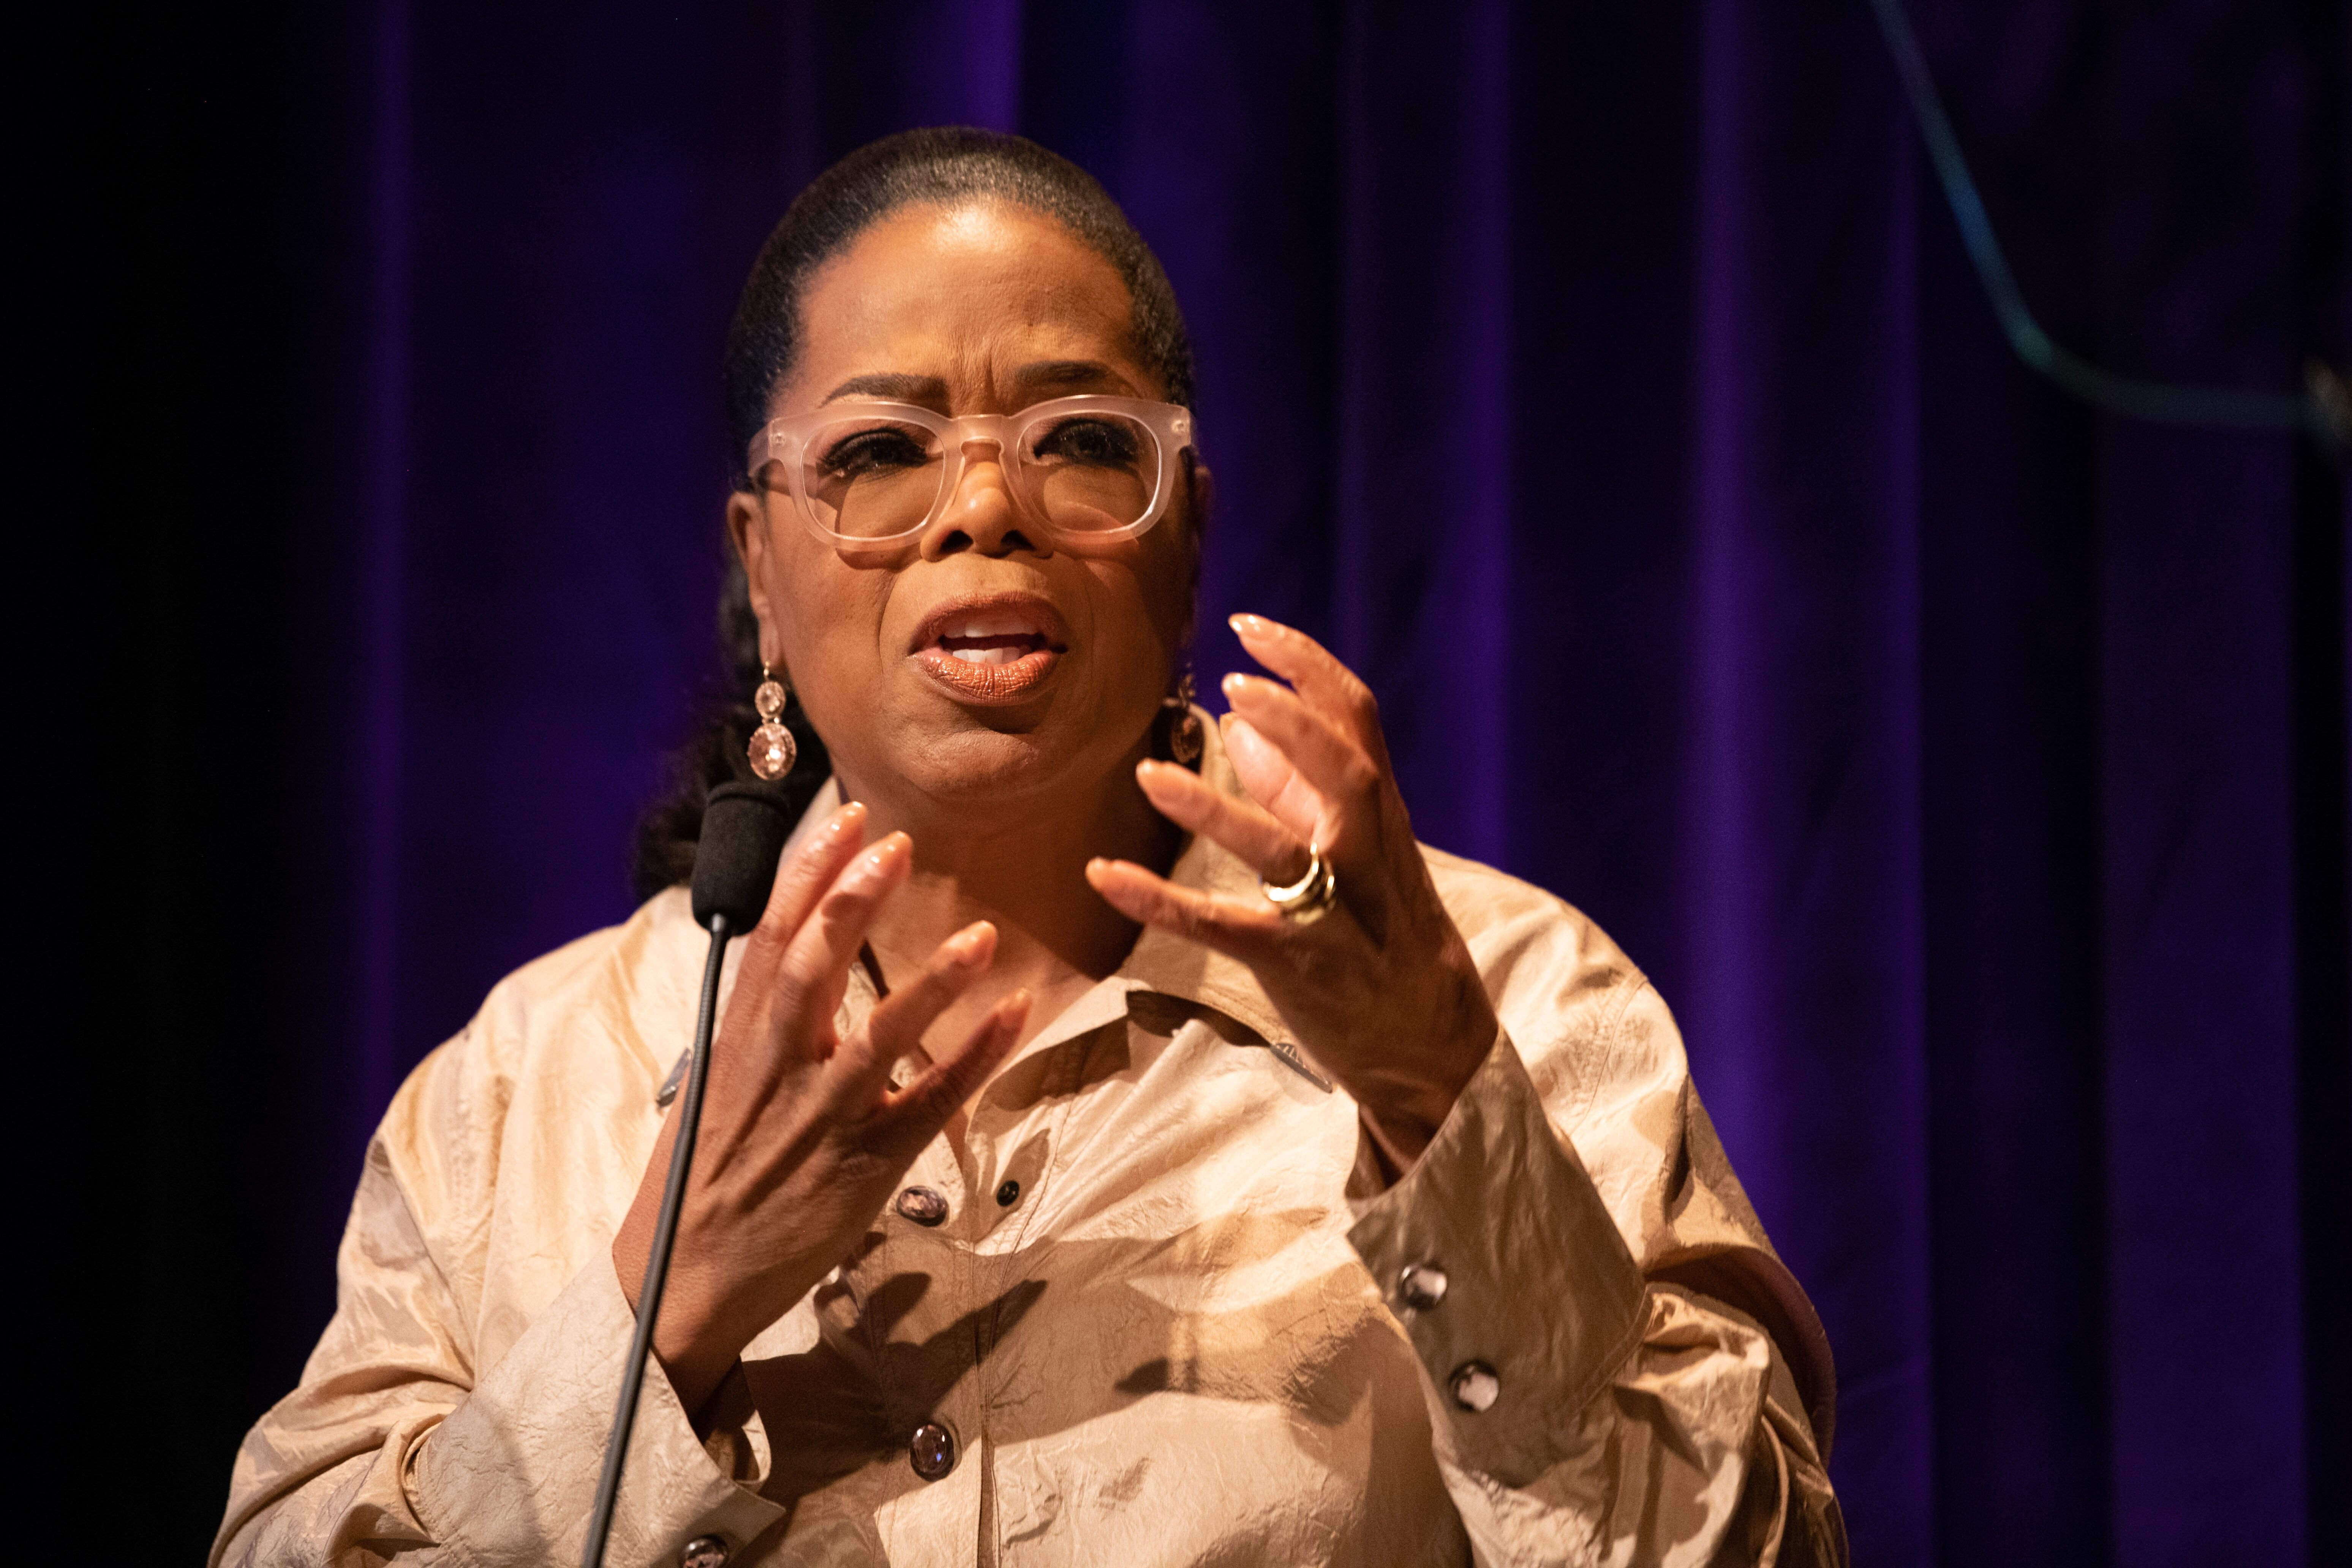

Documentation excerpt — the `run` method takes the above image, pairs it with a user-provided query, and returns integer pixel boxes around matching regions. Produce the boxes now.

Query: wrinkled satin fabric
[217,732,1848,1567]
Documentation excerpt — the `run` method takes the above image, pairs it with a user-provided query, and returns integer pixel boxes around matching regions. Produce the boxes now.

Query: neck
[833,736,1182,1004]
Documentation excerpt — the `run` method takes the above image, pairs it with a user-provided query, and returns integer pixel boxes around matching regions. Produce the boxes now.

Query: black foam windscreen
[690,781,795,933]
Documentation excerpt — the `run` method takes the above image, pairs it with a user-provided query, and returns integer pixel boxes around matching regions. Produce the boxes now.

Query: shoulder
[424,887,700,1084]
[1421,845,1638,979]
[375,888,705,1204]
[1418,843,1694,1207]
[470,885,706,1069]
[1419,842,1658,1067]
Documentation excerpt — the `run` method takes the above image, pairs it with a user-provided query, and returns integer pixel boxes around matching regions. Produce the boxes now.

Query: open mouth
[910,593,1070,702]
[937,614,1057,665]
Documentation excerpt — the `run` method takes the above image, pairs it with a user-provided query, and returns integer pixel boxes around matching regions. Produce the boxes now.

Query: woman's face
[729,201,1202,814]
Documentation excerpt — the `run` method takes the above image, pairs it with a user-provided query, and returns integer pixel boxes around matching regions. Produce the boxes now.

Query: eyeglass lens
[799,411,1159,539]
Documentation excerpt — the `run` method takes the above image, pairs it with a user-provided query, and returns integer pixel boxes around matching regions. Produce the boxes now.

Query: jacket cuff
[1347,1030,1647,1486]
[412,1258,784,1565]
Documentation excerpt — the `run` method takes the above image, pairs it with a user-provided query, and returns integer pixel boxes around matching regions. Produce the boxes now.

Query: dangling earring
[748,664,798,781]
[1160,669,1204,767]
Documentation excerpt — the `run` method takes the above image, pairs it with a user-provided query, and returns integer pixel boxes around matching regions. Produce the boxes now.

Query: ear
[1186,457,1216,536]
[1181,458,1214,622]
[726,490,780,665]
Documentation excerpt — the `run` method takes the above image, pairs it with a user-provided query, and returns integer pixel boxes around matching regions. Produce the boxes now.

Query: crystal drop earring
[1161,669,1203,767]
[748,664,798,781]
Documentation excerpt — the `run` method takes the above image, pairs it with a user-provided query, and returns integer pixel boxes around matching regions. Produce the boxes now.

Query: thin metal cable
[1868,0,2350,452]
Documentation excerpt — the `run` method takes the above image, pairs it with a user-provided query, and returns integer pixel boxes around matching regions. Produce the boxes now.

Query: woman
[218,128,1846,1566]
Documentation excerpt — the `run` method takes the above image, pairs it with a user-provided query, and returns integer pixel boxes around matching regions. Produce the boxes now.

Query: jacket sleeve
[211,1034,784,1567]
[1347,1032,1846,1568]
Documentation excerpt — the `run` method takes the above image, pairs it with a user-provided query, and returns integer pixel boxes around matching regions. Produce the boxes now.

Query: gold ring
[1261,846,1339,926]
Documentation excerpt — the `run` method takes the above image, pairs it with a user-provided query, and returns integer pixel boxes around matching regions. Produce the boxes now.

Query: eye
[816,425,933,481]
[1029,417,1142,468]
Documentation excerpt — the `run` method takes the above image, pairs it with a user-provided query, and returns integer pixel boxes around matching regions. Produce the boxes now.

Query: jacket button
[895,1187,949,1227]
[680,1536,729,1568]
[1449,1360,1500,1412]
[995,1179,1021,1206]
[1397,1262,1448,1310]
[909,1421,958,1480]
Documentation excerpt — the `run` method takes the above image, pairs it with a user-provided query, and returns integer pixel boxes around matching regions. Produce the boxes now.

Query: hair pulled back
[631,127,1198,900]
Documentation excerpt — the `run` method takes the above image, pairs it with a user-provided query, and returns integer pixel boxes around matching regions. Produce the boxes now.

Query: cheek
[1085,540,1194,686]
[1133,523,1200,648]
[762,537,885,692]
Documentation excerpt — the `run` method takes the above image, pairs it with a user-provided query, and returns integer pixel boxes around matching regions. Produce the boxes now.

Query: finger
[839,921,998,1096]
[1220,673,1379,822]
[1087,856,1288,959]
[1220,714,1330,844]
[1229,614,1390,765]
[772,831,912,1020]
[880,989,1032,1153]
[1219,713,1340,852]
[1135,758,1302,877]
[750,801,870,946]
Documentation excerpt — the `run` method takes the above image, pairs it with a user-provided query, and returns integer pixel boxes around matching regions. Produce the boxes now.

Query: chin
[895,695,1159,807]
[894,721,1084,801]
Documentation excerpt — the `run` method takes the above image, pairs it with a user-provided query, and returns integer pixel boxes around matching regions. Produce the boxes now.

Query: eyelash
[1030,419,1140,466]
[818,428,931,477]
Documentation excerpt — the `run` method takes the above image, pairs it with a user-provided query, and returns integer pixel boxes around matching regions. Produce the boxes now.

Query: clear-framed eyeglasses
[746,395,1196,548]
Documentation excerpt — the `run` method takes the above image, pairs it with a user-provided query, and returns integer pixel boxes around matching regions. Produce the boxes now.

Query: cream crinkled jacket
[218,732,1846,1566]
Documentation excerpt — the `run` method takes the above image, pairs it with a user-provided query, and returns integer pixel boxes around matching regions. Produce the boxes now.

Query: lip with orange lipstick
[908,590,1071,703]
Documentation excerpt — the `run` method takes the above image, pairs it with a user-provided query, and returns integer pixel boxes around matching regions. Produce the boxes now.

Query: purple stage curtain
[130,1,2344,1562]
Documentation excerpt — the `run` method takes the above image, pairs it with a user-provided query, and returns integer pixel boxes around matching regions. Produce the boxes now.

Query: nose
[919,440,1046,561]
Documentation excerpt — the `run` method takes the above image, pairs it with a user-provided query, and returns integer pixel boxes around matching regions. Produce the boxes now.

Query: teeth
[944,613,1040,640]
[950,645,1022,665]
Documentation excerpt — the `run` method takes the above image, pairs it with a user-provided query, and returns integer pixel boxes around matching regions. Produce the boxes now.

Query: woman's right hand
[610,800,1028,1418]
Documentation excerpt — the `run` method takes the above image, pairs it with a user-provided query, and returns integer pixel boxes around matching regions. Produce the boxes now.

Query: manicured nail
[945,922,994,964]
[854,833,906,879]
[1230,613,1270,635]
[828,801,867,836]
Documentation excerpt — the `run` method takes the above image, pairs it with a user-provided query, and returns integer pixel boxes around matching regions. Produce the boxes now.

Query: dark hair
[631,127,1199,900]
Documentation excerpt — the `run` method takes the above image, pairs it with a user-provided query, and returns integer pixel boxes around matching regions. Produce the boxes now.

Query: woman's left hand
[1086,614,1499,1174]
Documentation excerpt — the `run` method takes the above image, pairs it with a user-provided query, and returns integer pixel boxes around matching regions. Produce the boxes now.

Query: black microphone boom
[581,781,794,1568]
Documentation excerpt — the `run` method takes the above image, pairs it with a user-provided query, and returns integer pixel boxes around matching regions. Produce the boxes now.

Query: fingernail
[828,802,867,836]
[854,833,906,880]
[945,922,993,963]
[1230,613,1269,635]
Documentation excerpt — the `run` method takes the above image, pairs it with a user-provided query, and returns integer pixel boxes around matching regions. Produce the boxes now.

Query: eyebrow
[1012,359,1136,394]
[821,372,947,405]
[817,360,1139,406]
